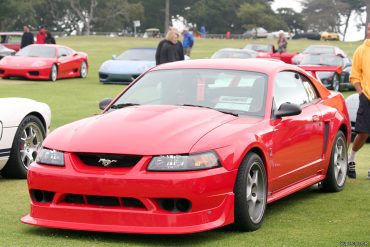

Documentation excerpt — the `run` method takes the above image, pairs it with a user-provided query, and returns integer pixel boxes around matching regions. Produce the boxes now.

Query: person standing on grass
[45,31,56,44]
[347,23,370,179]
[36,26,47,44]
[182,28,194,57]
[277,31,288,53]
[21,25,34,49]
[156,29,184,65]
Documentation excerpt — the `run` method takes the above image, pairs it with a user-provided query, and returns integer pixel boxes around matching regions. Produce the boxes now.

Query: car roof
[0,32,23,36]
[152,58,295,74]
[126,47,156,51]
[26,44,72,49]
[216,48,256,53]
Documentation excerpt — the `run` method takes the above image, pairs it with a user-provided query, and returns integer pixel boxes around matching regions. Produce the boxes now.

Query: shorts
[355,93,370,134]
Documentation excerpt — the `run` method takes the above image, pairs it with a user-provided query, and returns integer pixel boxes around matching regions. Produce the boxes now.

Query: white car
[0,98,51,178]
[345,93,359,131]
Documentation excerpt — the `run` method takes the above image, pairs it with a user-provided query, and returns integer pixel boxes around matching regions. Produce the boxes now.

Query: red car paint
[0,44,88,80]
[0,32,22,51]
[21,59,351,234]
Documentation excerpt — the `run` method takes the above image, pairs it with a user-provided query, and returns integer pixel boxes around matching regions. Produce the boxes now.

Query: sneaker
[347,162,356,179]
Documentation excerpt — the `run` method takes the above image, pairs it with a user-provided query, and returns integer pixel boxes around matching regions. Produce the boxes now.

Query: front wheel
[234,152,267,231]
[50,64,58,82]
[321,131,347,192]
[79,61,88,78]
[2,115,46,178]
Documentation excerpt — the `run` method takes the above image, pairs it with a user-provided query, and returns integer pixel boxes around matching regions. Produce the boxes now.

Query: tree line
[0,0,368,39]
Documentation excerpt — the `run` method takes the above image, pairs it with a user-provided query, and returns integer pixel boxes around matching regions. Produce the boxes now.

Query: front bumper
[0,66,50,80]
[21,152,237,234]
[99,72,140,85]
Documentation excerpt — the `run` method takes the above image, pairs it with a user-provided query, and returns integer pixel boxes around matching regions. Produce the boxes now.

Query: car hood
[1,56,54,66]
[0,97,51,128]
[44,105,238,155]
[99,60,155,74]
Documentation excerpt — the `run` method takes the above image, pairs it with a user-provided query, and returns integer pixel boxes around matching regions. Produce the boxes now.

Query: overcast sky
[271,0,365,41]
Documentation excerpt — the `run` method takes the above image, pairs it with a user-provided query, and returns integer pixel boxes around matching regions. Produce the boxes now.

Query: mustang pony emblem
[98,158,117,167]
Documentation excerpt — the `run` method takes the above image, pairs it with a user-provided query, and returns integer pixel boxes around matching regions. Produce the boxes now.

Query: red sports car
[21,59,351,234]
[244,43,298,64]
[0,44,88,81]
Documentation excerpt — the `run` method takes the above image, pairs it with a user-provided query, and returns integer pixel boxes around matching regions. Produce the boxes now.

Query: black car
[292,32,321,40]
[300,53,353,91]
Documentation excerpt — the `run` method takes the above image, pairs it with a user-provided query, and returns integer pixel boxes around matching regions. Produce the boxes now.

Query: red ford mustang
[21,59,351,234]
[0,44,88,81]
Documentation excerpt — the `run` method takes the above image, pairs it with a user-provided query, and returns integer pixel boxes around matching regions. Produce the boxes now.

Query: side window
[273,71,310,109]
[300,74,319,102]
[58,48,69,58]
[8,35,21,44]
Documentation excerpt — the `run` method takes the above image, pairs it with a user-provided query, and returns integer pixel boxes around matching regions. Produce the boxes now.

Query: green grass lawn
[0,37,369,247]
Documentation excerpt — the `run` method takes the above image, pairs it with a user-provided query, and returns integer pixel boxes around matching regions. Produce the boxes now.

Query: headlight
[36,148,65,166]
[147,151,220,171]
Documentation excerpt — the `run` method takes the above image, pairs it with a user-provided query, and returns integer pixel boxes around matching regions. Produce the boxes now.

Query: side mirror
[274,102,302,119]
[112,54,117,60]
[99,98,112,110]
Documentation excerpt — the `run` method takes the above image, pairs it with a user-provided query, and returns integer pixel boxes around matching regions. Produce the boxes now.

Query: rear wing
[299,65,342,80]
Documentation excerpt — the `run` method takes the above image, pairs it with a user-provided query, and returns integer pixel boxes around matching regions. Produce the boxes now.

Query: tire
[2,115,46,179]
[79,60,88,78]
[331,73,340,92]
[49,64,58,82]
[321,131,347,192]
[234,152,267,231]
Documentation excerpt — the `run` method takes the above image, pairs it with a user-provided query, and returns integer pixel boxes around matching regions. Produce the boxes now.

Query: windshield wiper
[180,104,239,117]
[110,103,140,109]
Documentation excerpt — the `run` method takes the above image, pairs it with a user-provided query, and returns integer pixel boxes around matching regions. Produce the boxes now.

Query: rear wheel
[49,64,58,82]
[331,73,340,92]
[79,61,88,78]
[321,131,347,192]
[2,115,46,178]
[234,152,267,231]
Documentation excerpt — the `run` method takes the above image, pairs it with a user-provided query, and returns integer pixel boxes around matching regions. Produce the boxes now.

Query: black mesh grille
[77,153,142,168]
[61,194,147,209]
[86,195,120,206]
[99,73,108,79]
[29,71,39,76]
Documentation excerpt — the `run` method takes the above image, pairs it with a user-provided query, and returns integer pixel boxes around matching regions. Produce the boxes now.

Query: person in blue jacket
[182,28,194,57]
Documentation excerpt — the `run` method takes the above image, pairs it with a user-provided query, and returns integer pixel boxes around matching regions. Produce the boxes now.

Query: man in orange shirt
[347,24,370,179]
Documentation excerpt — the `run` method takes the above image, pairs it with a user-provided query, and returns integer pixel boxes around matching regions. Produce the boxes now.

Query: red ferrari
[21,59,351,234]
[0,44,88,81]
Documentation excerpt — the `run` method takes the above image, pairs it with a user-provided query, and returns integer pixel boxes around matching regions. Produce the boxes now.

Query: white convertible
[0,98,51,178]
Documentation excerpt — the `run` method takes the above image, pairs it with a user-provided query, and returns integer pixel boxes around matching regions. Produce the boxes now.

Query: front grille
[29,71,39,76]
[0,70,4,74]
[62,194,147,209]
[99,73,108,79]
[77,153,142,168]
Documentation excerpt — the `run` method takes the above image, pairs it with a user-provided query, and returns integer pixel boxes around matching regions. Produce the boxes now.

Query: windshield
[244,44,272,53]
[211,50,256,59]
[117,49,155,61]
[16,46,56,58]
[300,54,342,66]
[303,46,334,54]
[111,69,268,117]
